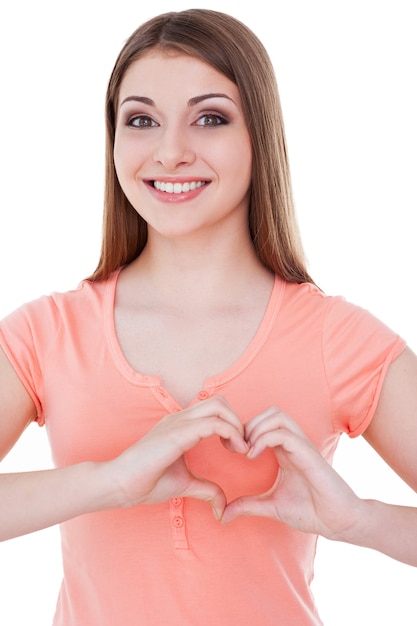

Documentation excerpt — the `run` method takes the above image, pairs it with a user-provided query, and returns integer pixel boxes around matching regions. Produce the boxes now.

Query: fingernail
[246,446,255,458]
[212,508,222,521]
[241,440,249,453]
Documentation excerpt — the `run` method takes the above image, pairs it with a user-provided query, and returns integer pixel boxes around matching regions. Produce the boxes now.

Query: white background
[0,0,416,624]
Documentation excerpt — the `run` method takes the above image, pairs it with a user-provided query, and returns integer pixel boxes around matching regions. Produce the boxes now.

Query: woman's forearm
[0,397,251,542]
[337,498,417,566]
[0,462,120,541]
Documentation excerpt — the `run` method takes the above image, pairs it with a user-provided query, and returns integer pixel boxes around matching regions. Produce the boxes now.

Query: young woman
[0,9,416,625]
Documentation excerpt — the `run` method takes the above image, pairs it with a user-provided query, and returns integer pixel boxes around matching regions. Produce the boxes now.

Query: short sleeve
[323,296,406,437]
[0,297,55,426]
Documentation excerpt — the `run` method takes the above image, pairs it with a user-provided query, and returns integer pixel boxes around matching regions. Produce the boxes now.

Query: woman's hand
[108,396,248,519]
[0,394,247,540]
[222,407,363,539]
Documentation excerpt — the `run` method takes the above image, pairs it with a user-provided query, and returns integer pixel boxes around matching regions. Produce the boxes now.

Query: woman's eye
[127,115,158,128]
[196,113,227,127]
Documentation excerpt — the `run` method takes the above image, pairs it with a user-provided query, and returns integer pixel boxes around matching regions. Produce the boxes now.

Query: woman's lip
[144,177,210,185]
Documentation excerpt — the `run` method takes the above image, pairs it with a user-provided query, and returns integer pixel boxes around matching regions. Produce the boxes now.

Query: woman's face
[113,50,252,242]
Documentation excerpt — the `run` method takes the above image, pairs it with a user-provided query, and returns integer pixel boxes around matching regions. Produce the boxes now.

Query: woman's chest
[114,305,266,407]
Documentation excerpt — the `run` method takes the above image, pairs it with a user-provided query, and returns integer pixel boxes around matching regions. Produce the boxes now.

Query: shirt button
[198,390,209,400]
[156,388,168,398]
[170,497,183,507]
[173,516,184,528]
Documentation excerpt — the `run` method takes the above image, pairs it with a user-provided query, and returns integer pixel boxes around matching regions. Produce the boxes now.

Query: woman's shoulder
[0,271,119,335]
[51,271,118,312]
[280,279,346,320]
[283,279,374,318]
[281,278,404,345]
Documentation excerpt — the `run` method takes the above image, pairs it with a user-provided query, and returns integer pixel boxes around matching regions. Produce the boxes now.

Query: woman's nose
[152,127,196,170]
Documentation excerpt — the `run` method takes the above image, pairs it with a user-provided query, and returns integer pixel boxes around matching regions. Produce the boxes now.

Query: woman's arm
[0,347,247,541]
[0,347,36,462]
[327,346,417,565]
[223,347,417,566]
[357,346,417,563]
[362,347,417,492]
[0,346,128,540]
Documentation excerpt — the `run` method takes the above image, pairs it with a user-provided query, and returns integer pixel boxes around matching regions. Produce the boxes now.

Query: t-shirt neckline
[104,267,285,395]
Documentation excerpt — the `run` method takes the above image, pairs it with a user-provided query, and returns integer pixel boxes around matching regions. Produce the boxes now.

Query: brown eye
[128,115,158,128]
[196,113,228,127]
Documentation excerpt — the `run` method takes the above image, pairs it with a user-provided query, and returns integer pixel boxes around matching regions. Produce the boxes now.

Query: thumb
[221,494,275,524]
[184,474,227,521]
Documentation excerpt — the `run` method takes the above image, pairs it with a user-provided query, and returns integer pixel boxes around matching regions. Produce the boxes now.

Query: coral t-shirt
[0,271,405,625]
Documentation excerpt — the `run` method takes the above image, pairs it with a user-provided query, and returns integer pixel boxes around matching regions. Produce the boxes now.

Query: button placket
[169,498,189,550]
[151,386,182,413]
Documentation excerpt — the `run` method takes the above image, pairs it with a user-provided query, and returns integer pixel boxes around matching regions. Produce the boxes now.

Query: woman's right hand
[0,372,246,540]
[108,396,248,519]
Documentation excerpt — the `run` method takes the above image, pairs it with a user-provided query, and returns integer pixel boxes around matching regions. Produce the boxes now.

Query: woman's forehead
[118,51,240,104]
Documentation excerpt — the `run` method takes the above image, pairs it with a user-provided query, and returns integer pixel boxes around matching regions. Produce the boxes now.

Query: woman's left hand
[222,407,363,540]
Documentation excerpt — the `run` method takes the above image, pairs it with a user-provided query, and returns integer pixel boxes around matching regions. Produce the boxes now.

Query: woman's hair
[88,9,313,284]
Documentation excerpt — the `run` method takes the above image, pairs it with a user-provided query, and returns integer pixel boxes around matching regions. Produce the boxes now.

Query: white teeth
[153,180,205,193]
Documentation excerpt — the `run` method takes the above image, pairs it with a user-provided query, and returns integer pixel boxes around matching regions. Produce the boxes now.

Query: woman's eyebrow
[120,93,235,107]
[187,93,235,106]
[120,96,154,107]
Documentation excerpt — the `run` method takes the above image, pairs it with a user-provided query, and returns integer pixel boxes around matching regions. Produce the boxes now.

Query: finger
[246,409,306,449]
[221,494,276,524]
[183,474,227,521]
[247,426,303,459]
[248,428,321,481]
[149,412,248,461]
[185,396,245,436]
[188,416,248,454]
[244,406,278,441]
[220,435,249,454]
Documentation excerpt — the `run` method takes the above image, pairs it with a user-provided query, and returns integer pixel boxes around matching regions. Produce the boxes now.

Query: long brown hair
[88,9,313,284]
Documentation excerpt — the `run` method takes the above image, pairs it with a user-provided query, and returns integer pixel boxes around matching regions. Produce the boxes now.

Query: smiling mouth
[153,181,207,194]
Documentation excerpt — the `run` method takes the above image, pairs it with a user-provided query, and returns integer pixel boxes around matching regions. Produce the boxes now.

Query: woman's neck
[120,227,273,307]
